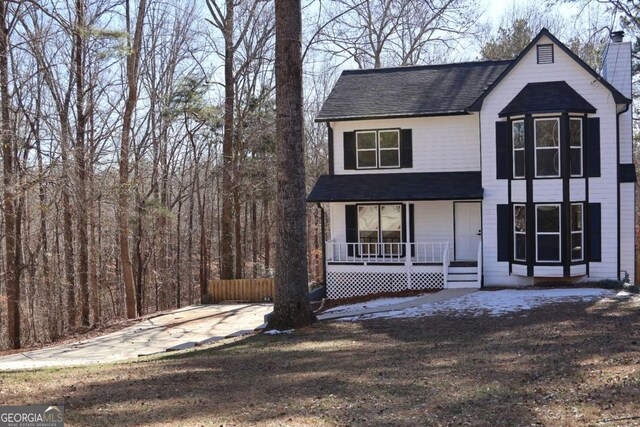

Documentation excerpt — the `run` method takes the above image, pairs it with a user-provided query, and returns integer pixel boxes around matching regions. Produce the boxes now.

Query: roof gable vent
[537,44,554,64]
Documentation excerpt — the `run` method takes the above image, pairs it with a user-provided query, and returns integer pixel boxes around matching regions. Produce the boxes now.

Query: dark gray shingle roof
[307,172,483,202]
[499,81,596,117]
[315,61,511,122]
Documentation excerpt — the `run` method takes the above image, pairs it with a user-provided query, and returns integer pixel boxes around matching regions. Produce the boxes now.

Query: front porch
[308,171,485,299]
[325,240,481,299]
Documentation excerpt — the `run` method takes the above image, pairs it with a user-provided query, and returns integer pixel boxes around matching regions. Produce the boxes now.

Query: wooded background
[0,0,637,349]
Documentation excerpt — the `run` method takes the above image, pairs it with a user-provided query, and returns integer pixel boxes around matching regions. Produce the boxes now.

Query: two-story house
[308,29,635,300]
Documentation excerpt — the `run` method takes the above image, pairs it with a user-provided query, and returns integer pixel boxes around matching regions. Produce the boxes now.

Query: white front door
[454,202,481,261]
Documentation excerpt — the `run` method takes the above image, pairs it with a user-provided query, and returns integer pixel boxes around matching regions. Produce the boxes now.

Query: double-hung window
[570,118,582,176]
[355,130,400,169]
[356,131,377,168]
[357,204,402,256]
[513,204,526,261]
[571,203,583,261]
[512,120,525,178]
[534,118,560,177]
[536,204,561,262]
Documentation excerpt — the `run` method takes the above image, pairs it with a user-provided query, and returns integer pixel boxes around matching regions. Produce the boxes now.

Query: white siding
[532,180,563,202]
[413,201,454,247]
[330,203,346,242]
[620,183,635,283]
[511,180,526,203]
[480,35,621,285]
[331,115,480,175]
[569,179,586,201]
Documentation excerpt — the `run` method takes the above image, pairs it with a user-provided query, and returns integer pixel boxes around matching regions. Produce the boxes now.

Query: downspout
[317,202,327,298]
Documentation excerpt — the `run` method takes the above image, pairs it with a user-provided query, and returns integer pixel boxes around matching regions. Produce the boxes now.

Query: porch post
[405,202,412,289]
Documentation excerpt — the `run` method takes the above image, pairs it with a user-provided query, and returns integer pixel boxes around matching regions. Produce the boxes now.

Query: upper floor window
[534,118,560,178]
[570,118,583,177]
[356,130,400,169]
[512,120,525,179]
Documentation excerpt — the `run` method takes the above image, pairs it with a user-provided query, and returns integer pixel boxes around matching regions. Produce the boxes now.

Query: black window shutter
[588,118,600,177]
[401,204,407,257]
[497,204,509,261]
[495,122,508,179]
[344,132,356,170]
[400,129,413,168]
[345,205,357,256]
[589,203,601,262]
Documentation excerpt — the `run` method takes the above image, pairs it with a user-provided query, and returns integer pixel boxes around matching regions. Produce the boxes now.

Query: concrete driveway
[0,303,272,371]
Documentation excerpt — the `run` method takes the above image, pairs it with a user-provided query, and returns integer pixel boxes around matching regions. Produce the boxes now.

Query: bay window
[536,204,561,262]
[512,120,525,178]
[513,204,526,261]
[571,203,583,261]
[570,118,582,177]
[534,118,560,177]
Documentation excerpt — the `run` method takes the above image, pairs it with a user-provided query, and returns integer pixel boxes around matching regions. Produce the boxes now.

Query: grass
[1,295,639,426]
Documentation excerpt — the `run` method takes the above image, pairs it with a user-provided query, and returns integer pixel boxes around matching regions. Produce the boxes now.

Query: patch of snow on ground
[341,288,614,321]
[264,329,294,335]
[323,295,428,314]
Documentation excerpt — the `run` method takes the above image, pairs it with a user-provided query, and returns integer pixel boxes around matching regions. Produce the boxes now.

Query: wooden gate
[208,278,274,303]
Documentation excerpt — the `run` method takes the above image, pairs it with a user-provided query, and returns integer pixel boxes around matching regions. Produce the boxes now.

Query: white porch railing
[326,240,450,264]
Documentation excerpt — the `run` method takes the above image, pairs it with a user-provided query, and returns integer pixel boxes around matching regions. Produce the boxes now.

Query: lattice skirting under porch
[326,264,444,299]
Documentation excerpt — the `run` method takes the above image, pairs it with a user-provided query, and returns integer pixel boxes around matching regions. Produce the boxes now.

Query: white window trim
[535,204,561,263]
[378,130,400,168]
[513,204,526,262]
[512,120,525,179]
[534,117,561,178]
[570,117,583,177]
[355,131,377,169]
[571,203,584,262]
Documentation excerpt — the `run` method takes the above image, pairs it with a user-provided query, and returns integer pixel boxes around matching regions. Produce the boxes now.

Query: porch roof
[307,171,483,202]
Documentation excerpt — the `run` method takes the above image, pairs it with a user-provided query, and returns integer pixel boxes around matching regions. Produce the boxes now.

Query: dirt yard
[1,295,639,426]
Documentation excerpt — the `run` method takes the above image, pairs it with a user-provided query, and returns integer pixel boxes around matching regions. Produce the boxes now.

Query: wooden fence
[208,278,275,303]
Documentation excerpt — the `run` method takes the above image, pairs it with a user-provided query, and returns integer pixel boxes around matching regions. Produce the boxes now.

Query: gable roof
[307,172,483,202]
[314,60,511,122]
[499,81,597,117]
[469,28,631,111]
[316,29,631,123]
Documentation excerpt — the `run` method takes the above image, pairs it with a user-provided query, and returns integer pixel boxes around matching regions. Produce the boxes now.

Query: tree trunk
[269,0,315,328]
[74,0,90,327]
[220,0,235,280]
[263,197,270,270]
[119,0,146,319]
[1,0,19,347]
[234,188,242,278]
[252,200,257,278]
